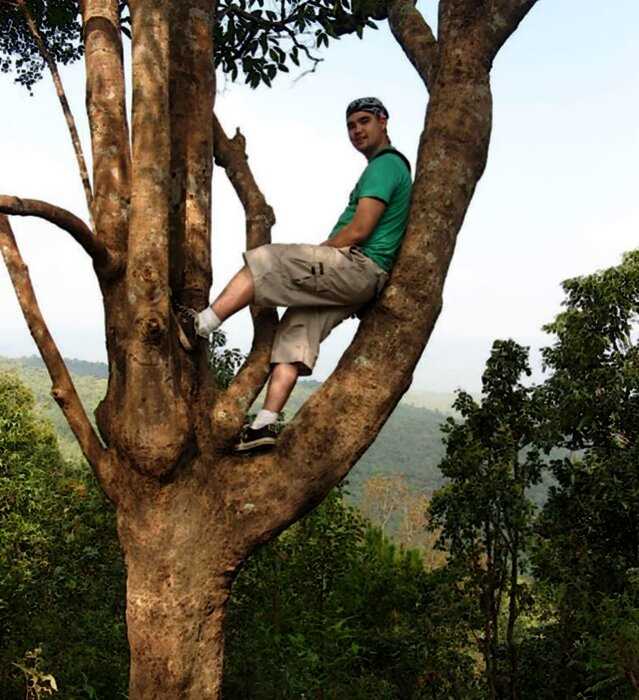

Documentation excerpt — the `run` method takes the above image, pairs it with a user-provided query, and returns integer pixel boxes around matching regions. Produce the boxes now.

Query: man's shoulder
[372,148,411,171]
[366,149,412,182]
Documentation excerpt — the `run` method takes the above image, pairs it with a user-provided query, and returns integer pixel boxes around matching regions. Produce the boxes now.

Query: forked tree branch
[387,0,439,91]
[16,0,95,227]
[210,114,279,439]
[485,0,539,58]
[0,196,121,277]
[0,215,119,500]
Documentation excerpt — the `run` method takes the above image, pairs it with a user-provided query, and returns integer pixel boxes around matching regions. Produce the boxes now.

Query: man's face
[346,110,388,158]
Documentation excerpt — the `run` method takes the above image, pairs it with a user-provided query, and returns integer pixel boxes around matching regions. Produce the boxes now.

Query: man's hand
[321,197,386,248]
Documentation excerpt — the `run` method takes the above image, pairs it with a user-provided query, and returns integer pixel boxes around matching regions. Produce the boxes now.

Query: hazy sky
[1,1,637,392]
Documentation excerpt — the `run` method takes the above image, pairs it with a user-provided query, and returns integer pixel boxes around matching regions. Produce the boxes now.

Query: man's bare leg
[235,363,299,452]
[263,363,300,414]
[187,266,255,341]
[210,266,254,322]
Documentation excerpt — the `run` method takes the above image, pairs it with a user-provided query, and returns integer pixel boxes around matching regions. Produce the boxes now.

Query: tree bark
[2,0,540,696]
[117,466,235,699]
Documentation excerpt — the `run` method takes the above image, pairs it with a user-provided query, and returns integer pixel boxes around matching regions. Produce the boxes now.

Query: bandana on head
[346,97,389,120]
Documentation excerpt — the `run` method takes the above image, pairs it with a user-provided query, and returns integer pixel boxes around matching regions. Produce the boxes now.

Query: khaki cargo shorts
[243,243,388,375]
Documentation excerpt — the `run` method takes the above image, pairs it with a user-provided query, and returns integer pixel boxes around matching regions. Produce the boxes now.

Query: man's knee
[271,362,300,381]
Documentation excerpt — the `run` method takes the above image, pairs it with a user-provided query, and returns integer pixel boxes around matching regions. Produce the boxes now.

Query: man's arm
[321,197,386,248]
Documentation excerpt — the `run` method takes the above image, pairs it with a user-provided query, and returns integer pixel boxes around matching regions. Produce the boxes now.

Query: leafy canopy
[1,0,379,90]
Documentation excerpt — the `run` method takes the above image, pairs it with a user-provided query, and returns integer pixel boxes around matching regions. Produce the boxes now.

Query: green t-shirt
[329,149,412,272]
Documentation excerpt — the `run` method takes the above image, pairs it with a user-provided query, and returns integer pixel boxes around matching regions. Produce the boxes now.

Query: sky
[1,0,637,393]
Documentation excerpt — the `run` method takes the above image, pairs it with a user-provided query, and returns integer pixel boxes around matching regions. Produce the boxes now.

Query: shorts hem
[270,349,315,376]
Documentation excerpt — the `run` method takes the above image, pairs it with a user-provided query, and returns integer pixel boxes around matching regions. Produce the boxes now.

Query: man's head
[346,97,390,159]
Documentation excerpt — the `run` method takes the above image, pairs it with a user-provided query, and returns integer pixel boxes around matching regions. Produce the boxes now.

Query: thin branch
[387,0,439,91]
[0,196,121,276]
[212,117,275,248]
[221,3,305,32]
[16,0,94,227]
[0,215,119,500]
[210,114,278,440]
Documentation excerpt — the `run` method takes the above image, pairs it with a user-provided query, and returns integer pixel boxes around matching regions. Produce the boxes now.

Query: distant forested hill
[0,356,107,458]
[0,356,448,496]
[17,355,109,379]
[286,380,447,498]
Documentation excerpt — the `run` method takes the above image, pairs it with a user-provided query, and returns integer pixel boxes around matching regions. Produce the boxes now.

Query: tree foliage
[429,340,543,699]
[0,371,128,698]
[0,0,82,90]
[0,0,378,91]
[224,487,478,699]
[529,251,639,697]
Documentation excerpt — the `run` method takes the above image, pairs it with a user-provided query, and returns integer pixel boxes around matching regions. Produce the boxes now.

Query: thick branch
[0,196,121,276]
[169,0,215,309]
[81,0,131,250]
[0,215,119,500]
[387,0,439,91]
[107,0,191,478]
[439,0,539,62]
[17,0,94,225]
[128,0,171,306]
[210,115,278,440]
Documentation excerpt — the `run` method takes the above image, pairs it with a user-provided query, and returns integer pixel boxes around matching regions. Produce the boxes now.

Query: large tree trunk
[0,0,539,697]
[117,465,233,699]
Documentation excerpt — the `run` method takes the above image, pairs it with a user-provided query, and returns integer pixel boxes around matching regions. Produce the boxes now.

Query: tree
[429,340,544,700]
[529,251,639,698]
[0,0,540,697]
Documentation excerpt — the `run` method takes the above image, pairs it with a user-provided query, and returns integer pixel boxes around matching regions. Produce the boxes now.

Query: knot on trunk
[138,313,165,346]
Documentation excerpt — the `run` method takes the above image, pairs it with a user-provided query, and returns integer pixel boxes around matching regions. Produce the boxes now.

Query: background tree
[360,474,444,562]
[529,251,639,698]
[0,0,540,696]
[429,340,543,700]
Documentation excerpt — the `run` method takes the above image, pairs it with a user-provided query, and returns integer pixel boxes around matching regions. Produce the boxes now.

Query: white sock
[251,409,278,430]
[195,307,221,338]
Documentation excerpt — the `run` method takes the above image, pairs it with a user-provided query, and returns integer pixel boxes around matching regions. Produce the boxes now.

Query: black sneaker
[234,424,278,453]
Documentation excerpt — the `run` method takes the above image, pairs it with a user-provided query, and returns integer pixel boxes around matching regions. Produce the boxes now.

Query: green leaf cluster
[0,0,82,91]
[1,0,377,91]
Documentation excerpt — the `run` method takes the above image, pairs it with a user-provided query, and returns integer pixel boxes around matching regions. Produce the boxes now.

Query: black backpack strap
[370,147,411,174]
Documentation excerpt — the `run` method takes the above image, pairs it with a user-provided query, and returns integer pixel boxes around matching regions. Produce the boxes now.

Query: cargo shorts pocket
[290,253,333,295]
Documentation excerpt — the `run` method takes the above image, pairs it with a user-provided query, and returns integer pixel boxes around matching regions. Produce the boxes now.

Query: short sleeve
[356,155,403,204]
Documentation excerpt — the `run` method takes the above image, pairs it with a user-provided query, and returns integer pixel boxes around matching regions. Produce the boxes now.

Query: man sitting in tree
[185,97,412,452]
